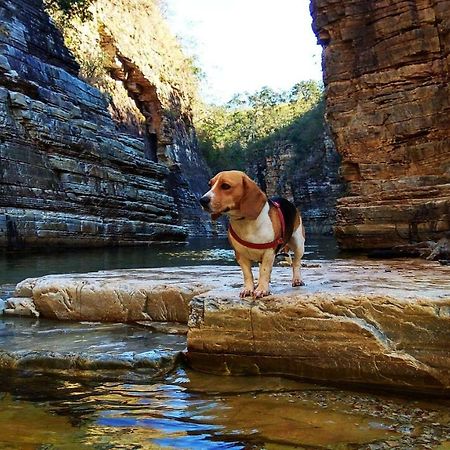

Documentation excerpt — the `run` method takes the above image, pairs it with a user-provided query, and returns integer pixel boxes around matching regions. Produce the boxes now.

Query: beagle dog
[200,170,305,298]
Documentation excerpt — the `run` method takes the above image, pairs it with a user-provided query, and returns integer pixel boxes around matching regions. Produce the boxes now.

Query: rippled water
[1,238,450,448]
[1,368,450,449]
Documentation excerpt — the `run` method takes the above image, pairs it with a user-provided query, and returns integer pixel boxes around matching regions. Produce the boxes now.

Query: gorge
[2,0,448,250]
[1,2,450,447]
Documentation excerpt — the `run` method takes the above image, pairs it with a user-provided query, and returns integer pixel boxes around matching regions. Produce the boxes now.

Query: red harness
[228,201,286,250]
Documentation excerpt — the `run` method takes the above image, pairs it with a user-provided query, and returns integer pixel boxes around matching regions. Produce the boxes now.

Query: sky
[165,0,323,104]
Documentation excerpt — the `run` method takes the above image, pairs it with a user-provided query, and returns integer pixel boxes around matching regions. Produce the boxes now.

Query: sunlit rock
[311,0,450,249]
[8,261,450,393]
[12,267,217,322]
[3,297,39,317]
[187,260,450,394]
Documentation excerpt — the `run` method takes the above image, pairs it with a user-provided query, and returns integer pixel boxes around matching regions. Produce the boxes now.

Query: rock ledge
[5,261,450,394]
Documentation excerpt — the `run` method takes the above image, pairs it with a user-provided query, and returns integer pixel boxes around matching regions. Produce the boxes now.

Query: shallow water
[1,368,450,449]
[1,238,450,449]
[0,236,339,286]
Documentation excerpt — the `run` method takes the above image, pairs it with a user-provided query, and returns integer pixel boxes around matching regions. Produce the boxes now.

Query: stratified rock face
[0,0,208,249]
[88,0,212,236]
[311,0,450,248]
[249,131,344,235]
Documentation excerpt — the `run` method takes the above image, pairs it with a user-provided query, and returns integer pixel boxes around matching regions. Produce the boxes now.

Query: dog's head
[200,170,267,220]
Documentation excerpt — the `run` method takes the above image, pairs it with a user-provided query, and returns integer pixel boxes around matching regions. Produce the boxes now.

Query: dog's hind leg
[288,227,305,287]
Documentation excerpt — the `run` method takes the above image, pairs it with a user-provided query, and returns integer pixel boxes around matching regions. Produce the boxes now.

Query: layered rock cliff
[60,0,212,236]
[311,0,450,249]
[0,0,209,249]
[248,104,344,235]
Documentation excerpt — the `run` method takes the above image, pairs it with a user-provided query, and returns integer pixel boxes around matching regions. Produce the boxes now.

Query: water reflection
[3,237,447,448]
[1,368,449,449]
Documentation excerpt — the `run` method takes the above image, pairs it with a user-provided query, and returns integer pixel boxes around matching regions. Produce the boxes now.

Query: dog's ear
[209,174,218,187]
[239,175,267,219]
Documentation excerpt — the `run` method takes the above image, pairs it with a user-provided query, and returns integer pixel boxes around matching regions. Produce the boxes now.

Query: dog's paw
[253,287,271,298]
[292,279,305,287]
[240,288,254,298]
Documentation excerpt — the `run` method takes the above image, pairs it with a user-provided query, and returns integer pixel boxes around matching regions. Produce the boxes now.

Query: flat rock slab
[7,260,450,393]
[11,267,224,323]
[187,260,450,395]
[0,317,185,381]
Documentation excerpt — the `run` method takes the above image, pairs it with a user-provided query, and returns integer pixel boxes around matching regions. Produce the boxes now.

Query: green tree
[195,80,324,174]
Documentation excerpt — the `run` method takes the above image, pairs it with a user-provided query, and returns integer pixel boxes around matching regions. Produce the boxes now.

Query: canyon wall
[249,132,343,235]
[0,0,209,249]
[248,102,344,235]
[311,0,450,249]
[73,0,212,237]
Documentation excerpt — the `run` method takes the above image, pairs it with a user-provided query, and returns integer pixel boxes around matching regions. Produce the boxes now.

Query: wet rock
[3,298,39,317]
[0,318,186,380]
[369,236,450,262]
[187,260,450,395]
[136,321,189,335]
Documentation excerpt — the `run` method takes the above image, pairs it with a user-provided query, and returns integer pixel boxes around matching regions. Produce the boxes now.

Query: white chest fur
[228,202,275,261]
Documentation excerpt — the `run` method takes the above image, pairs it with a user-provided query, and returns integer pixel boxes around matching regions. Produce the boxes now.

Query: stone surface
[3,297,39,317]
[187,261,450,394]
[0,318,185,381]
[311,0,450,249]
[135,321,189,335]
[13,268,214,322]
[9,261,450,393]
[0,0,209,249]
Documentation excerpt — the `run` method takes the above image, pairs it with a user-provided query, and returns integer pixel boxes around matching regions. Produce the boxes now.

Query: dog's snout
[200,195,211,208]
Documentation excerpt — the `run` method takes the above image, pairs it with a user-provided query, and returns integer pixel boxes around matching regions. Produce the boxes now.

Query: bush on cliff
[44,0,93,20]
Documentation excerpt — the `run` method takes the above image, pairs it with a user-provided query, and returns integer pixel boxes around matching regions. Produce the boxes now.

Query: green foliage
[195,80,324,174]
[44,0,94,20]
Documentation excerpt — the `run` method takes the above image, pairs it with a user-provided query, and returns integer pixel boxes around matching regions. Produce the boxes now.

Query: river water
[1,238,449,449]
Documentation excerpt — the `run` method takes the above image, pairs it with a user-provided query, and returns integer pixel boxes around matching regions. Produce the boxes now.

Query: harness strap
[228,201,285,250]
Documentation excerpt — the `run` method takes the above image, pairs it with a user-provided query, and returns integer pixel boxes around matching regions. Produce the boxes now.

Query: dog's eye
[221,183,231,190]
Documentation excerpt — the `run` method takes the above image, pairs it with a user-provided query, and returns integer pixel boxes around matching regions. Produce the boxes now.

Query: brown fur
[207,170,267,220]
[201,170,305,297]
[268,204,283,240]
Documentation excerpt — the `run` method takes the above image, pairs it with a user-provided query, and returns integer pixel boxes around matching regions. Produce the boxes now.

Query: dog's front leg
[254,250,275,298]
[236,253,254,298]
